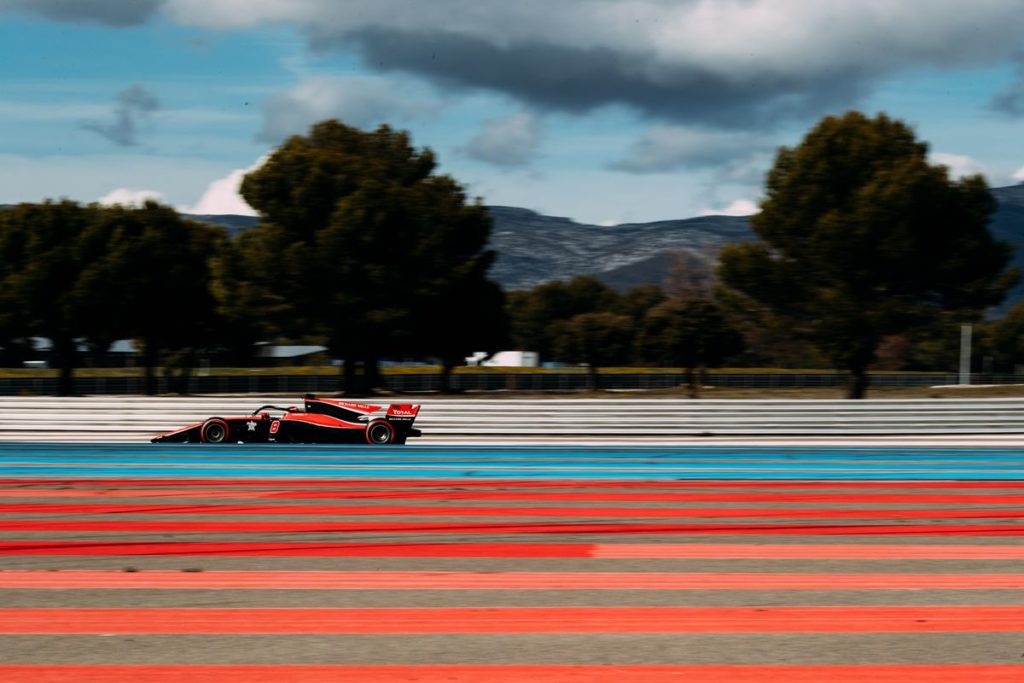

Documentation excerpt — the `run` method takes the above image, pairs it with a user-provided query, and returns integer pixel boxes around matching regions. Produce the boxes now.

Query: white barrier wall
[3,396,1024,442]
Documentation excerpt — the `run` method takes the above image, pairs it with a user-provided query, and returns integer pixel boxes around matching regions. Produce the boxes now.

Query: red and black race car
[151,395,422,445]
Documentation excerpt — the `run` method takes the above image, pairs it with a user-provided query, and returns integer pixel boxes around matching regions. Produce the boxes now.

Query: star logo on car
[247,421,257,431]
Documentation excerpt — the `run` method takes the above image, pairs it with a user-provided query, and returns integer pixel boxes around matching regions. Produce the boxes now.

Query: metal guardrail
[0,372,1021,395]
[2,396,1024,442]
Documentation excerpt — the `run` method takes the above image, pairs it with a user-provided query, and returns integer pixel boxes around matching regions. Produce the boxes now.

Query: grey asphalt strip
[2,633,1023,665]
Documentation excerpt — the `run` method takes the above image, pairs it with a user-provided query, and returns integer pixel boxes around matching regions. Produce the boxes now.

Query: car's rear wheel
[365,419,395,445]
[200,418,230,444]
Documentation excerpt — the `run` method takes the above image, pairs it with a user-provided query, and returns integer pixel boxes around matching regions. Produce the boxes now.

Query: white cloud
[159,1,1024,127]
[612,126,772,174]
[20,157,260,217]
[17,1,1024,129]
[0,152,239,209]
[163,0,1024,70]
[1010,165,1024,182]
[699,199,758,217]
[258,75,439,143]
[185,163,261,216]
[0,0,161,26]
[930,152,988,179]
[461,112,541,167]
[97,188,166,206]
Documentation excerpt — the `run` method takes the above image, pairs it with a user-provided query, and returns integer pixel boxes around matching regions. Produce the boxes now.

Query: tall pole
[959,324,972,385]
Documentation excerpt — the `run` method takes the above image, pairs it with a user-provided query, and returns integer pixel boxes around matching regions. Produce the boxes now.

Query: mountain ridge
[7,185,1023,302]
[190,185,1024,303]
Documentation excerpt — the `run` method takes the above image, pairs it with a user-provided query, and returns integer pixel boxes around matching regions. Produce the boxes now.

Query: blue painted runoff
[0,443,1023,481]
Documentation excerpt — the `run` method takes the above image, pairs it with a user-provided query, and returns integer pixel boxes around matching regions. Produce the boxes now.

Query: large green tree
[237,120,504,395]
[638,297,744,397]
[507,275,620,361]
[551,311,634,389]
[983,302,1024,373]
[0,202,101,395]
[0,201,224,395]
[719,111,1017,398]
[417,277,508,392]
[81,202,224,394]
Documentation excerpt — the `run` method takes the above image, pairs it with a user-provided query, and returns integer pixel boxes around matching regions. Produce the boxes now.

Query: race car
[151,395,422,445]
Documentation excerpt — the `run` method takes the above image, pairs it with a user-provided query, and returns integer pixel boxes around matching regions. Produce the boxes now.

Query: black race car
[152,395,422,445]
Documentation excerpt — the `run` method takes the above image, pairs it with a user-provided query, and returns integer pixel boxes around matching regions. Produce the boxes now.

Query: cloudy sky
[2,0,1024,224]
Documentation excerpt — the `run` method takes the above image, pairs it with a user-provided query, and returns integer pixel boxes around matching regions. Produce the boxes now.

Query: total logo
[390,408,417,416]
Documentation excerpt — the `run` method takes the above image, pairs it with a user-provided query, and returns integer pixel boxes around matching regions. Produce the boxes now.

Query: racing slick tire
[365,419,395,445]
[200,418,231,444]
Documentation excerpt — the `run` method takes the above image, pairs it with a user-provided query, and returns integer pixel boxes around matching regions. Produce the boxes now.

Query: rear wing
[386,404,421,420]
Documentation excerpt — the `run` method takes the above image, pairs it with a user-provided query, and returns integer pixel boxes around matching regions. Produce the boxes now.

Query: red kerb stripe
[3,519,1022,534]
[3,570,1023,590]
[0,606,1020,633]
[3,541,1023,559]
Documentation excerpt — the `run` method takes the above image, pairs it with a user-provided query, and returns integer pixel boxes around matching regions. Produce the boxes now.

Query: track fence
[0,372,1019,395]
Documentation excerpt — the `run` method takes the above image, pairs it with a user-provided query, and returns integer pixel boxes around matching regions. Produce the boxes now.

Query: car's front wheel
[365,419,395,445]
[200,418,230,444]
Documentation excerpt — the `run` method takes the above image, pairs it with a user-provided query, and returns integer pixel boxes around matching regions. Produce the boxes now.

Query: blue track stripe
[1,443,1024,481]
[5,467,1024,480]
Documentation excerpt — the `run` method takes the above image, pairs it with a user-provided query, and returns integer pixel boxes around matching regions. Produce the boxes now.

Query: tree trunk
[677,367,706,398]
[844,342,876,399]
[846,364,870,399]
[343,359,371,397]
[52,335,77,397]
[687,366,705,399]
[437,358,453,394]
[366,356,381,393]
[164,350,195,395]
[340,358,354,396]
[141,340,160,396]
[171,366,193,395]
[588,364,600,391]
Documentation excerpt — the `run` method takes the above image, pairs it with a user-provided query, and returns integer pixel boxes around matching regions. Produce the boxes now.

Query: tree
[80,202,225,395]
[615,284,666,323]
[0,201,99,395]
[638,297,744,397]
[551,312,634,389]
[983,302,1024,372]
[719,111,1018,398]
[419,278,508,393]
[208,235,276,365]
[714,286,828,369]
[663,249,716,299]
[507,275,619,361]
[237,120,504,395]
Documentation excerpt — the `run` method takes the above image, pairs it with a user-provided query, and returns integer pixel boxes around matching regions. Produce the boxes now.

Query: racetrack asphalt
[1,444,1024,681]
